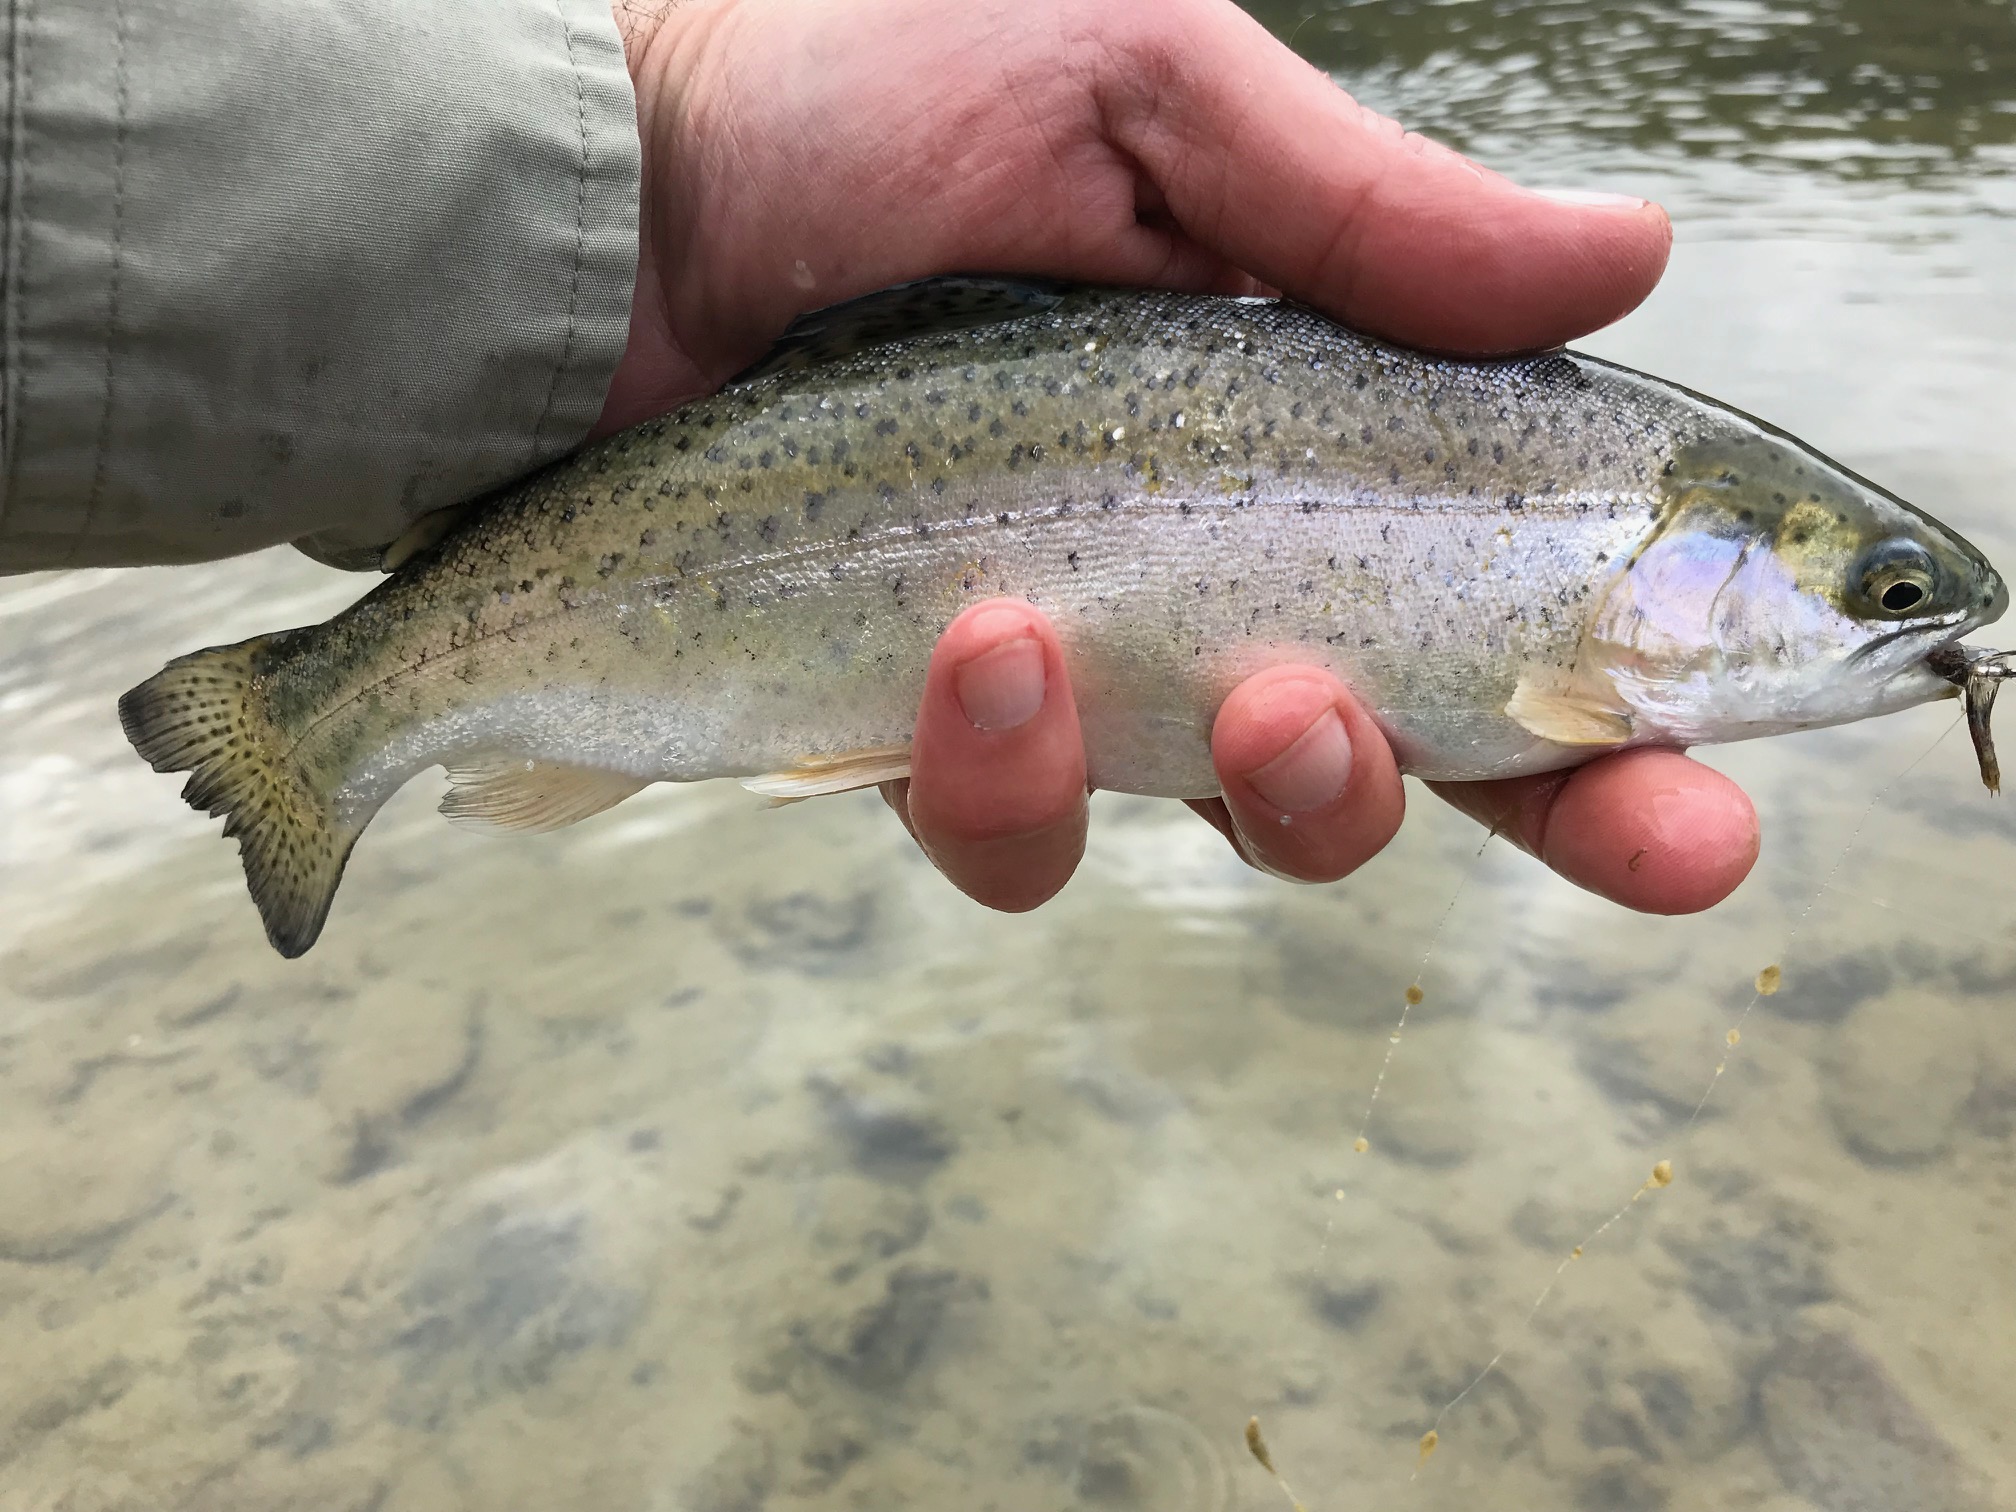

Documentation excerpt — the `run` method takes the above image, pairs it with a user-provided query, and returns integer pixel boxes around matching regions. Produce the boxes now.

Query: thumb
[1096,0,1671,353]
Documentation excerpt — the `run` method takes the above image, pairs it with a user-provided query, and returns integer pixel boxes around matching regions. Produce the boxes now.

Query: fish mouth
[1848,610,1977,678]
[1928,638,2008,689]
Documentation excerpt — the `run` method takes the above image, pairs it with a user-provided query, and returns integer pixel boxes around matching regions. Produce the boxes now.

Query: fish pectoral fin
[1505,679,1635,746]
[440,758,650,833]
[740,744,914,801]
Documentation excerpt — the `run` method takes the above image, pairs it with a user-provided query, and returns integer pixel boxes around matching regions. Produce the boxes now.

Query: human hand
[881,598,1756,914]
[603,0,1760,914]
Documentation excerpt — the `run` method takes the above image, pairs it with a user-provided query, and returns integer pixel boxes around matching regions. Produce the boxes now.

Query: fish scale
[116,279,2006,955]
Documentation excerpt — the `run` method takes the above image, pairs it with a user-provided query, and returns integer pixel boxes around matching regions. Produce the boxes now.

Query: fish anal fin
[1505,679,1635,746]
[741,744,913,800]
[441,758,649,833]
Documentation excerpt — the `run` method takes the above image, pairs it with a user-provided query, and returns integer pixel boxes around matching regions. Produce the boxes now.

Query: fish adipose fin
[740,744,914,802]
[732,277,1069,384]
[441,759,650,833]
[119,636,361,960]
[1505,678,1635,746]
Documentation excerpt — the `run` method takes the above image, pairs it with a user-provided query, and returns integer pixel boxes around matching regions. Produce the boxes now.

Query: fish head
[1593,430,2008,743]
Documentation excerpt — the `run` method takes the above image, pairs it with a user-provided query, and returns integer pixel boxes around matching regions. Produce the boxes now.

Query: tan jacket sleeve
[0,0,640,571]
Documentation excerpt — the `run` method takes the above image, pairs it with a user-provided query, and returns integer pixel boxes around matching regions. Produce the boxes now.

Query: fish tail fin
[118,633,359,958]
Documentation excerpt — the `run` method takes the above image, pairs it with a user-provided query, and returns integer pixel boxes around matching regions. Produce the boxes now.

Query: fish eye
[1856,538,1939,618]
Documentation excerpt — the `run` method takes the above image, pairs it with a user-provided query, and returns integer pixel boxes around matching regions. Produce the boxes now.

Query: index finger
[1430,748,1760,914]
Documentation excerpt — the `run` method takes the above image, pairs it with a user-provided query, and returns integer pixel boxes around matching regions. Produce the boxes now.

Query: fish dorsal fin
[1505,678,1635,746]
[440,758,650,833]
[733,277,1069,384]
[740,744,914,802]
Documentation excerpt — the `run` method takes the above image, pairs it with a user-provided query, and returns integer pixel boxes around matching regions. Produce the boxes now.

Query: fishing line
[1245,1416,1311,1512]
[1407,713,1966,1483]
[1255,718,1968,1508]
[1682,714,1960,1132]
[1311,829,1493,1273]
[1352,830,1492,1147]
[1804,877,2009,948]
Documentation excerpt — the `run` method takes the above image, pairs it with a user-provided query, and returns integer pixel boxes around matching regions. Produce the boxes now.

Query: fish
[117,277,2009,957]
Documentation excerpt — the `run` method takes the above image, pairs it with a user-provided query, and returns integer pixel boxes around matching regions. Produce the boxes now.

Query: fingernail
[1530,187,1648,209]
[955,635,1046,730]
[1245,708,1352,813]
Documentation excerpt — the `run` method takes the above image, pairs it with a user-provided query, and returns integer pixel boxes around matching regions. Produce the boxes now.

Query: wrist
[598,1,730,436]
[610,1,680,81]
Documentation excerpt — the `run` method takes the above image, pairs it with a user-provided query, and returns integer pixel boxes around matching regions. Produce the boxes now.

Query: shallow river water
[4,2,2016,1509]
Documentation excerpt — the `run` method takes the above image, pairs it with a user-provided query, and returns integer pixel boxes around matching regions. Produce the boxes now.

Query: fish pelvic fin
[1505,677,1635,747]
[740,744,914,801]
[118,635,359,959]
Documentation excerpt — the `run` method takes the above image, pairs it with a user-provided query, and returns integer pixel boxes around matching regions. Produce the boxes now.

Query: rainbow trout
[120,278,2008,957]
